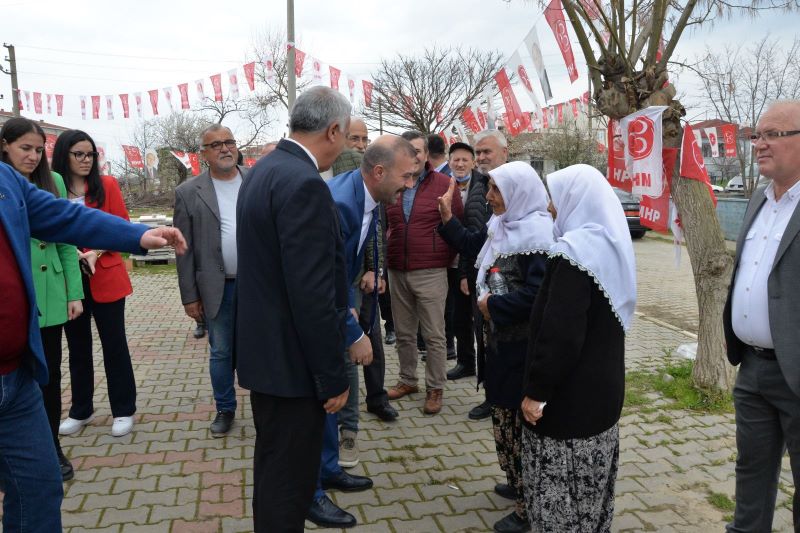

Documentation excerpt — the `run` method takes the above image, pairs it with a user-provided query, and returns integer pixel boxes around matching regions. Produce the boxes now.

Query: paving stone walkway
[5,237,794,532]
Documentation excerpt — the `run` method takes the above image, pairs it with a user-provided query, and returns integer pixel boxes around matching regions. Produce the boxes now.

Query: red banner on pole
[177,83,190,110]
[187,153,200,176]
[33,92,42,114]
[545,0,579,83]
[147,89,159,115]
[119,94,130,118]
[243,62,256,91]
[362,80,374,107]
[121,145,145,169]
[329,66,341,90]
[541,107,549,129]
[570,99,579,118]
[494,69,526,136]
[461,108,481,133]
[292,47,306,77]
[557,103,564,123]
[91,96,101,119]
[720,124,737,157]
[639,148,678,234]
[209,74,223,102]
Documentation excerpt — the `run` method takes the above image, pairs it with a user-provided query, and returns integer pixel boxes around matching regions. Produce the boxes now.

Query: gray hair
[198,124,233,149]
[474,129,508,148]
[290,86,352,134]
[400,130,428,151]
[764,99,800,128]
[361,137,416,174]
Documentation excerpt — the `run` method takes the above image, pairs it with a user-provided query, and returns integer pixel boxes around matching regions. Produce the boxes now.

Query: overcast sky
[0,0,795,162]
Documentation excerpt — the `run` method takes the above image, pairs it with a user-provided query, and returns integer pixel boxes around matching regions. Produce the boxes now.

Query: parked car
[710,184,724,193]
[612,187,648,239]
[725,176,744,192]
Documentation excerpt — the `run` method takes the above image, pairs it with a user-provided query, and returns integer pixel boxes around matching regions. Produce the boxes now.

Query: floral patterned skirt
[521,424,619,533]
[491,406,526,519]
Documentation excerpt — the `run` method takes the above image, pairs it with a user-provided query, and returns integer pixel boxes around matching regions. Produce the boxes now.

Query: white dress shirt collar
[285,138,319,170]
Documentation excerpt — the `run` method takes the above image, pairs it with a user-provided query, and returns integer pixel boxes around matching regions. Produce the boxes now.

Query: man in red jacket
[385,131,463,414]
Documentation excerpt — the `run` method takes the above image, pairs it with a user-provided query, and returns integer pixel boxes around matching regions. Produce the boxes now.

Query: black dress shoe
[193,322,206,339]
[58,452,74,481]
[493,511,530,532]
[367,403,398,422]
[447,363,476,380]
[384,330,396,345]
[321,471,374,492]
[210,411,235,437]
[306,495,357,528]
[468,400,492,420]
[494,483,517,500]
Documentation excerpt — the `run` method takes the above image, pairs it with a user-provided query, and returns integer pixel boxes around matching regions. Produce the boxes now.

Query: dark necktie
[366,207,379,335]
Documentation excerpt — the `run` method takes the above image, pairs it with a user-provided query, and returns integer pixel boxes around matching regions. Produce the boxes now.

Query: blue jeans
[0,365,63,532]
[338,352,359,433]
[206,280,237,413]
[314,413,342,500]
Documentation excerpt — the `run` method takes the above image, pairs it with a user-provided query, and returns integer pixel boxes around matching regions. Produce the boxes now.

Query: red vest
[385,167,463,271]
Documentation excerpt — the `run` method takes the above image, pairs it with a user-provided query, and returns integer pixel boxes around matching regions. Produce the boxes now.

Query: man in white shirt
[724,99,800,532]
[174,125,247,437]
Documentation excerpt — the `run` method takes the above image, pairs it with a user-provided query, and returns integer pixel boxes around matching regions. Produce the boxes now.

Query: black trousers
[359,294,387,408]
[446,268,476,369]
[378,270,394,332]
[39,324,64,455]
[251,392,325,533]
[63,276,136,419]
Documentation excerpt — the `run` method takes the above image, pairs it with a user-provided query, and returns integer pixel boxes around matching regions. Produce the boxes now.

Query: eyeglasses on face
[749,130,800,144]
[69,151,99,162]
[202,139,238,151]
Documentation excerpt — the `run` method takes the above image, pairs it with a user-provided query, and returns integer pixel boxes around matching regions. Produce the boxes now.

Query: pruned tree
[517,0,796,392]
[197,94,273,150]
[361,46,504,134]
[686,36,800,196]
[525,119,607,171]
[249,27,312,111]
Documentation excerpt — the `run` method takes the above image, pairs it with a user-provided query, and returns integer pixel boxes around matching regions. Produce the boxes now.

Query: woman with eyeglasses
[52,130,138,439]
[1,118,84,481]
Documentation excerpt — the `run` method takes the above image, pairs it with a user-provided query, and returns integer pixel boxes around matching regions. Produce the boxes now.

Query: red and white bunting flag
[163,87,174,112]
[312,58,322,83]
[522,26,553,100]
[461,107,482,133]
[484,85,498,129]
[243,62,256,91]
[55,94,64,116]
[581,91,590,105]
[187,152,200,176]
[362,80,374,107]
[170,150,192,170]
[79,96,87,120]
[680,124,717,205]
[210,74,223,102]
[134,92,143,118]
[545,0,579,83]
[148,89,159,115]
[119,94,130,118]
[121,145,145,169]
[95,143,109,174]
[639,148,678,234]
[571,99,579,118]
[177,83,190,110]
[556,103,564,123]
[228,69,240,99]
[476,107,487,130]
[507,50,543,120]
[292,47,306,77]
[720,124,737,157]
[263,54,275,83]
[46,94,52,114]
[704,127,719,157]
[33,92,42,114]
[454,121,469,142]
[494,69,527,136]
[105,95,114,120]
[17,89,24,111]
[44,134,57,163]
[23,91,31,112]
[91,95,101,119]
[621,106,667,197]
[195,79,206,101]
[607,119,631,191]
[541,106,549,129]
[579,0,602,19]
[348,78,356,102]
[329,66,341,90]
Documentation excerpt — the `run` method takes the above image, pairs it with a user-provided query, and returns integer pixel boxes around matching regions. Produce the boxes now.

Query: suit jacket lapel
[773,198,800,269]
[194,172,220,222]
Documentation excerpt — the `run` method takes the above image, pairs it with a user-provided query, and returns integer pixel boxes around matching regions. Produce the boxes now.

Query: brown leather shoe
[387,382,419,400]
[423,389,443,414]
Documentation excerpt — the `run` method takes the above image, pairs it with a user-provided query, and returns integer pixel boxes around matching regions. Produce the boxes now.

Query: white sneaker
[111,416,134,437]
[59,415,94,435]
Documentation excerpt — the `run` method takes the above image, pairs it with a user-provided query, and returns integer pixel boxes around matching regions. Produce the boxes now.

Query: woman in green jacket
[1,117,84,481]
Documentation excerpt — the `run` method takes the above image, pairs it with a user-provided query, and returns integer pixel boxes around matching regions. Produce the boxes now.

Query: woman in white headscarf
[520,164,636,533]
[439,161,553,533]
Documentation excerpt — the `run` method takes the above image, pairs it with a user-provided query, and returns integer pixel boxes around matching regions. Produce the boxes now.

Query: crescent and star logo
[517,66,533,92]
[628,116,655,161]
[556,21,570,51]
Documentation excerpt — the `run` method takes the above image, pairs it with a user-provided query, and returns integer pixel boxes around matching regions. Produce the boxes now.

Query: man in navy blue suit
[0,161,186,532]
[306,135,418,528]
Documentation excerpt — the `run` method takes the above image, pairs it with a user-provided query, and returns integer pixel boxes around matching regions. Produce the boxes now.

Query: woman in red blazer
[52,130,137,438]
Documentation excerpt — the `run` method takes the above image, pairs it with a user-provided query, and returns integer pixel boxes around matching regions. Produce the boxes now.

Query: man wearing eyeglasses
[724,99,800,533]
[174,124,247,438]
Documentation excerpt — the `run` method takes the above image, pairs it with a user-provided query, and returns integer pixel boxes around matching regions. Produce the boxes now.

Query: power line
[15,44,241,64]
[18,56,224,74]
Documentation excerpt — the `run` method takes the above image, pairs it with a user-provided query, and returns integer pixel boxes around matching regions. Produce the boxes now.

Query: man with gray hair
[235,86,352,532]
[175,124,247,437]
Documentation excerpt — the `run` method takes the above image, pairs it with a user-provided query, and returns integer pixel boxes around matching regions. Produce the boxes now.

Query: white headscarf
[546,164,637,331]
[475,161,555,294]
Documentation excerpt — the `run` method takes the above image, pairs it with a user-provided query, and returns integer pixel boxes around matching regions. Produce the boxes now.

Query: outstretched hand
[140,227,188,255]
[437,178,456,224]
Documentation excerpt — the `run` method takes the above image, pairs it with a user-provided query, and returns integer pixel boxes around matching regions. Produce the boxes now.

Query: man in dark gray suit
[724,99,800,532]
[236,86,351,533]
[174,125,247,437]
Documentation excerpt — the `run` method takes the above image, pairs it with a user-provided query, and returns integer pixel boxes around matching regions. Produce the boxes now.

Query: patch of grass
[625,360,733,415]
[655,414,671,424]
[383,455,407,463]
[707,492,735,512]
[132,263,177,275]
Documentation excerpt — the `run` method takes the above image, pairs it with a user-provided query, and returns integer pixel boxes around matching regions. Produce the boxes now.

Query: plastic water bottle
[487,267,508,295]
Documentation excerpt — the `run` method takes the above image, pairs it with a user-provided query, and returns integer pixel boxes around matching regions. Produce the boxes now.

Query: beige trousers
[388,268,448,390]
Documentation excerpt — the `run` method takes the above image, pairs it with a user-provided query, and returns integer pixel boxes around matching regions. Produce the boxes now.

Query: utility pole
[286,0,296,113]
[0,43,20,116]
